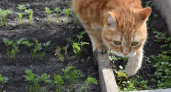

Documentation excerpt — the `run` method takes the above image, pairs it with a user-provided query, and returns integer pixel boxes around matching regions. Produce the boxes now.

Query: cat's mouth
[113,51,136,57]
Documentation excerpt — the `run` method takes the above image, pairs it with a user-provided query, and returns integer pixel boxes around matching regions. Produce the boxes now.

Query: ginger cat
[72,0,151,76]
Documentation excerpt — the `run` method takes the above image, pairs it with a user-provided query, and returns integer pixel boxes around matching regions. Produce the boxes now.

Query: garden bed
[0,0,171,92]
[0,0,100,92]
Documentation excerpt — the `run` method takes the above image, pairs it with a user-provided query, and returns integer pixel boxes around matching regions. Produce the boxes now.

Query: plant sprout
[54,7,60,24]
[55,45,68,62]
[81,76,98,92]
[53,74,64,92]
[0,8,10,27]
[63,9,71,24]
[17,5,27,12]
[17,13,24,24]
[25,9,33,25]
[41,41,50,61]
[72,42,89,57]
[3,38,13,60]
[45,7,53,24]
[67,2,78,24]
[22,41,35,61]
[17,5,26,24]
[0,74,8,92]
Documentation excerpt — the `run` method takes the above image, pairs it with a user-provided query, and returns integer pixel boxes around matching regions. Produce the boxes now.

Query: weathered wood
[130,88,171,92]
[95,52,118,92]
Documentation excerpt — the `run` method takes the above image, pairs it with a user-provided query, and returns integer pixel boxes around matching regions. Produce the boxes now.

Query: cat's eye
[113,41,121,45]
[131,42,138,46]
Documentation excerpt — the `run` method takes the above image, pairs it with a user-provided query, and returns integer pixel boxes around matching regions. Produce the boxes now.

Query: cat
[72,0,151,76]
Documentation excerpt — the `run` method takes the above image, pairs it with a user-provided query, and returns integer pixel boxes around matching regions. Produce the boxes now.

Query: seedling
[3,38,13,60]
[17,5,26,24]
[54,7,60,24]
[72,32,89,57]
[63,9,71,24]
[17,13,24,24]
[23,70,36,92]
[45,7,53,24]
[55,45,68,62]
[61,66,84,92]
[11,38,25,60]
[22,41,35,61]
[67,2,78,24]
[53,74,64,92]
[25,9,33,25]
[81,76,98,92]
[17,5,27,12]
[72,42,89,57]
[0,8,10,27]
[39,74,51,87]
[41,41,50,61]
[0,74,8,92]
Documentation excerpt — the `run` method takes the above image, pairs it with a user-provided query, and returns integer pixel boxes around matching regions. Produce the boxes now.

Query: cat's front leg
[87,30,108,53]
[125,48,143,76]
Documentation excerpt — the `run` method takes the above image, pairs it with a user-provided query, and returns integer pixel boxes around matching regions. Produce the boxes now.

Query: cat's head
[102,7,151,57]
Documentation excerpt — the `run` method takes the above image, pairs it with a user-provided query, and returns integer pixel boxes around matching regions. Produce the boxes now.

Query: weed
[0,8,10,27]
[45,7,53,24]
[55,45,68,62]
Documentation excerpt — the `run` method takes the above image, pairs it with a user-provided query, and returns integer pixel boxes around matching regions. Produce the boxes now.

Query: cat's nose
[123,53,128,56]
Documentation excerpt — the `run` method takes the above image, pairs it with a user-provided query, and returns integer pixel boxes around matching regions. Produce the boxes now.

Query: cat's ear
[107,12,116,30]
[139,7,151,21]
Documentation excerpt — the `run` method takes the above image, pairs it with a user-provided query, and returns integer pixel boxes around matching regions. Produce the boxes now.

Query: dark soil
[0,0,169,92]
[0,0,99,92]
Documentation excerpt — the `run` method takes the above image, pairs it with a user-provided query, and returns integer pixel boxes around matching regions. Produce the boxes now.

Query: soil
[0,0,169,92]
[0,0,99,92]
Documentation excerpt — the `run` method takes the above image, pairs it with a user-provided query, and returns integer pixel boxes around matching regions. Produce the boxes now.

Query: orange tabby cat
[72,0,151,76]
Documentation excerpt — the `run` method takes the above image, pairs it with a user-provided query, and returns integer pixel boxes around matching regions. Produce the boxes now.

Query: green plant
[55,45,68,62]
[54,7,60,24]
[45,7,53,24]
[63,9,71,24]
[23,70,36,92]
[0,8,10,27]
[72,32,89,57]
[17,5,27,12]
[39,74,51,88]
[41,41,50,61]
[72,42,89,57]
[3,38,13,60]
[53,74,64,92]
[17,13,24,24]
[23,39,50,62]
[151,54,171,88]
[145,1,153,8]
[0,74,8,92]
[17,5,26,24]
[81,76,98,92]
[22,40,35,61]
[67,2,78,24]
[61,66,85,92]
[25,9,33,25]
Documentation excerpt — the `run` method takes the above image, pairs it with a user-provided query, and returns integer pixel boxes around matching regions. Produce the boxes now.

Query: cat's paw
[125,65,138,76]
